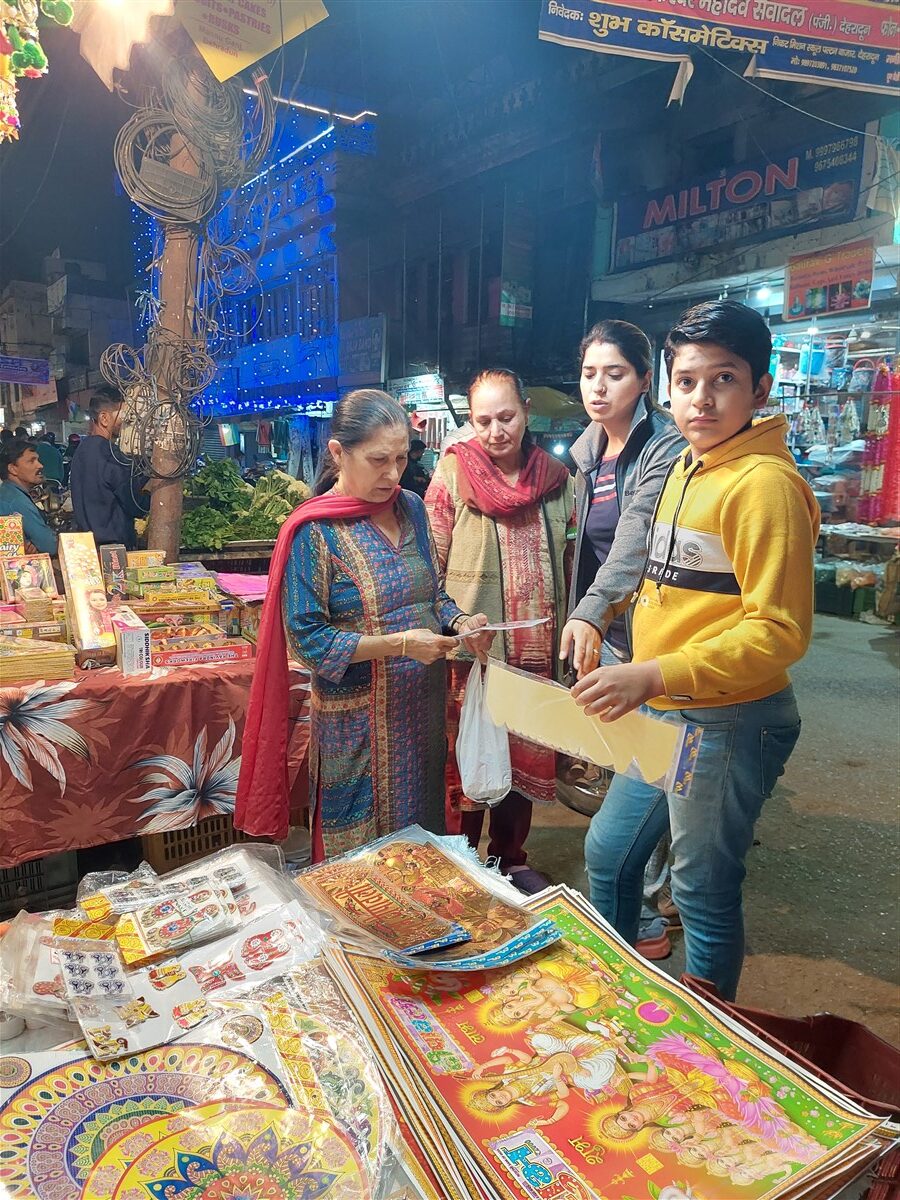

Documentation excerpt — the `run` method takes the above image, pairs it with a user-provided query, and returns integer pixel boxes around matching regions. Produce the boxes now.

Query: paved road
[527,613,900,1045]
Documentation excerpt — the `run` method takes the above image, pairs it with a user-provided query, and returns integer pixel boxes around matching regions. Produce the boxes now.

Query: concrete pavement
[522,614,900,1045]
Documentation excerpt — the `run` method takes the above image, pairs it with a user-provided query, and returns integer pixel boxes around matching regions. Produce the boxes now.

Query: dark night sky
[0,22,132,286]
[0,0,547,291]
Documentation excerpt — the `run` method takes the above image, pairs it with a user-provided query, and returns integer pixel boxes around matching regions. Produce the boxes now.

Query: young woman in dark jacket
[561,320,684,958]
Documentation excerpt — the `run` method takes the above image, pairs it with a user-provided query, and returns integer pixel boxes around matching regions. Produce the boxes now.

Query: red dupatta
[447,440,570,519]
[234,487,400,840]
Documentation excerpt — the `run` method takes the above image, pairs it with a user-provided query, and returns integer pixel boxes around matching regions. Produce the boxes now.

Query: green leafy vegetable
[180,506,235,550]
[184,460,253,513]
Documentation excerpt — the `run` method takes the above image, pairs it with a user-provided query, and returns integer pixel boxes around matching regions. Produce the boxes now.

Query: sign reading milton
[612,132,868,273]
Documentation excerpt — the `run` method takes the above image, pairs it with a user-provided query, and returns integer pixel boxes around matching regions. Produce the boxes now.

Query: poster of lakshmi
[339,891,881,1200]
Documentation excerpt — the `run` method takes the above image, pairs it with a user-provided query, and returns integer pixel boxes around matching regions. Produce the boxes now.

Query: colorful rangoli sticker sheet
[115,875,239,966]
[178,900,324,997]
[109,1104,371,1200]
[331,888,883,1200]
[0,1037,292,1199]
[80,1100,271,1200]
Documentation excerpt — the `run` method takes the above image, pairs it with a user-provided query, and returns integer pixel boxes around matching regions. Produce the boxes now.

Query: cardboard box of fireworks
[150,624,254,667]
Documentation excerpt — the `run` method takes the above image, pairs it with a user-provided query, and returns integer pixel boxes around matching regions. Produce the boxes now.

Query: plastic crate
[140,814,254,874]
[0,851,79,917]
[681,974,900,1121]
[853,585,877,615]
[815,580,856,617]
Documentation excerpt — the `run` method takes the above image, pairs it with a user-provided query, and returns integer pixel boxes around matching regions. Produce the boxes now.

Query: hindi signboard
[388,374,445,409]
[538,1,899,98]
[338,315,387,387]
[0,356,50,386]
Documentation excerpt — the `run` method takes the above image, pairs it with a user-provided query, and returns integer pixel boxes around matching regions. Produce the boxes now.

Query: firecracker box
[14,587,54,622]
[126,550,167,568]
[126,584,216,603]
[125,565,176,584]
[174,562,217,583]
[110,606,152,676]
[3,620,69,642]
[151,638,254,668]
[239,600,262,644]
[135,606,223,630]
[76,645,118,669]
[0,553,57,602]
[58,533,116,651]
[99,544,128,599]
[0,515,24,558]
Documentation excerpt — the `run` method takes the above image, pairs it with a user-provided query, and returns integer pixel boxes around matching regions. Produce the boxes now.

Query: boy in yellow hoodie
[573,300,819,1000]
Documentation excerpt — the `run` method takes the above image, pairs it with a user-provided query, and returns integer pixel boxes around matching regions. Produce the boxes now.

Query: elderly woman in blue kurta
[276,390,491,860]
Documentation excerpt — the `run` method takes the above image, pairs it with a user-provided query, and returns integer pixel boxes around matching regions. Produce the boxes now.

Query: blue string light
[129,105,376,418]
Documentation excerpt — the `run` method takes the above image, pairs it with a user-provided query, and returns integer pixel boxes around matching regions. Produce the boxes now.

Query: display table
[0,660,310,868]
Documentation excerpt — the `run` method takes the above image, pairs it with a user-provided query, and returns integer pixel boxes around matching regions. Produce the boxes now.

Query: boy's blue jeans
[584,685,800,1000]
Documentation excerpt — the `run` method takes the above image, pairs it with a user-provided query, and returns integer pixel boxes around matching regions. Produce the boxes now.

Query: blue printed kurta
[283,490,463,857]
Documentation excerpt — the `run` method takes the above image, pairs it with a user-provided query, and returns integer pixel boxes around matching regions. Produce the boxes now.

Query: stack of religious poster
[327,885,891,1200]
[295,825,562,970]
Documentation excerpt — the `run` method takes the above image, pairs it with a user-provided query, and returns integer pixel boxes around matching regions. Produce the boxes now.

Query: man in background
[0,437,58,554]
[70,387,150,549]
[400,437,432,497]
[36,432,64,485]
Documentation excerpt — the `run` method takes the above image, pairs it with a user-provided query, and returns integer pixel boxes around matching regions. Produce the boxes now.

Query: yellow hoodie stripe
[632,415,821,709]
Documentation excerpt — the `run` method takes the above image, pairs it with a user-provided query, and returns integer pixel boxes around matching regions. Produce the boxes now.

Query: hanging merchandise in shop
[783,238,875,322]
[611,129,873,273]
[0,0,74,143]
[537,0,900,104]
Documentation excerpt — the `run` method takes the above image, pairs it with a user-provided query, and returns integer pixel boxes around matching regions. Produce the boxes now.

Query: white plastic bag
[457,661,512,805]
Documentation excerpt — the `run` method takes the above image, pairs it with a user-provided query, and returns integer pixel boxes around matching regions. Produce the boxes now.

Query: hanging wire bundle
[114,107,219,225]
[109,56,275,478]
[100,331,213,478]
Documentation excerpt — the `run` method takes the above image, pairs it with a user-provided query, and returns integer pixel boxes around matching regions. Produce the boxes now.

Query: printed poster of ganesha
[347,894,878,1200]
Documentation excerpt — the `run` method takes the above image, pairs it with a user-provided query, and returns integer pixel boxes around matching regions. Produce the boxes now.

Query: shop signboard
[176,0,328,82]
[537,1,900,98]
[611,130,870,273]
[388,374,445,409]
[0,355,50,386]
[338,315,387,387]
[783,237,875,322]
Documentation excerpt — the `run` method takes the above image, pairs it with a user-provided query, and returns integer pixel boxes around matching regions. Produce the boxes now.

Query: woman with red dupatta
[235,390,491,859]
[425,369,575,892]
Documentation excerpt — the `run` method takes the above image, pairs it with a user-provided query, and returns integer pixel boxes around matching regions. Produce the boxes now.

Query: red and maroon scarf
[447,440,570,519]
[234,488,400,840]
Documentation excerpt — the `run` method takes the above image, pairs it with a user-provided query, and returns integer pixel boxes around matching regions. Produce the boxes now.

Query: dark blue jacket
[70,435,150,549]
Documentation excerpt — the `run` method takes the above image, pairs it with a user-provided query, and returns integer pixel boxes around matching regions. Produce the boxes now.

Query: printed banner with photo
[783,237,876,322]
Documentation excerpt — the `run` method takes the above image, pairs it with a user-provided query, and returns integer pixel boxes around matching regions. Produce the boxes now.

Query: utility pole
[145,133,200,563]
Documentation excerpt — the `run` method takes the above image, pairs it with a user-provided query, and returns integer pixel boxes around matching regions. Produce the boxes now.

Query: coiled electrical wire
[114,108,218,225]
[162,59,246,188]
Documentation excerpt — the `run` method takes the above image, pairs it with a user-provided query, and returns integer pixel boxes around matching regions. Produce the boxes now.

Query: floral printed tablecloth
[0,662,310,868]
